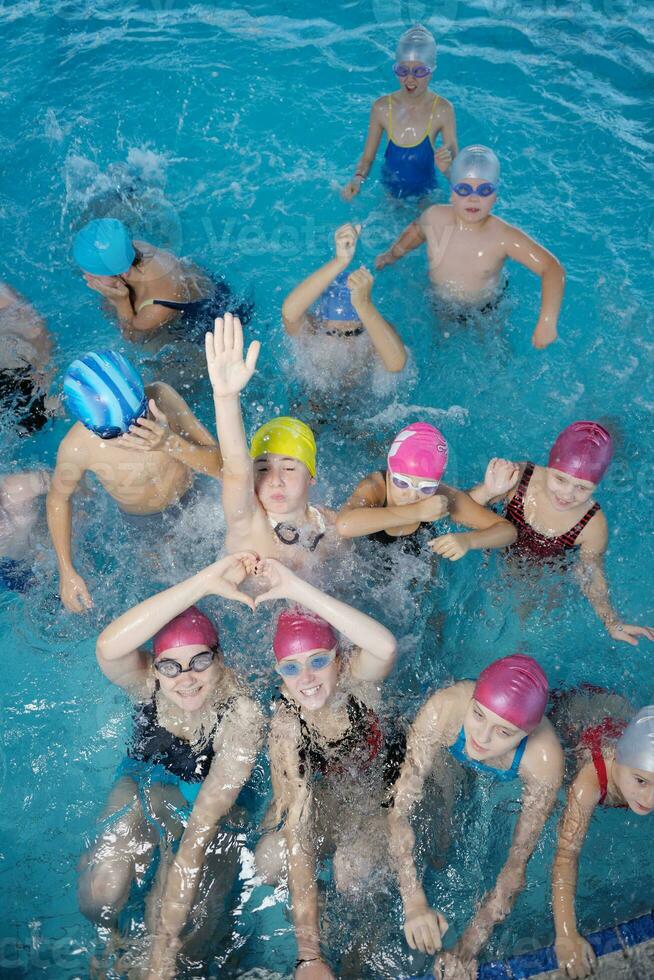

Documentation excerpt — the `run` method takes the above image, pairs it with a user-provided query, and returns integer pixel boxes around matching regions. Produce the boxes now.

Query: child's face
[450,179,496,224]
[387,470,424,506]
[463,699,527,762]
[613,763,654,815]
[278,648,340,712]
[397,61,432,97]
[254,453,313,515]
[545,467,596,511]
[154,644,220,713]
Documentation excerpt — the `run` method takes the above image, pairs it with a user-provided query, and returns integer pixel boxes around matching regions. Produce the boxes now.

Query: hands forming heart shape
[202,552,298,612]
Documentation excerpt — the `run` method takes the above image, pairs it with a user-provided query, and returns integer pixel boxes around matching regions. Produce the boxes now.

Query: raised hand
[484,457,520,498]
[404,903,448,955]
[334,223,361,263]
[346,266,374,308]
[201,553,259,610]
[251,557,300,606]
[205,313,260,397]
[120,400,170,452]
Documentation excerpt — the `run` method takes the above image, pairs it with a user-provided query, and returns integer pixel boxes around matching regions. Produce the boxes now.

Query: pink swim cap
[387,423,448,482]
[473,655,548,733]
[273,608,337,662]
[548,421,613,484]
[153,606,218,658]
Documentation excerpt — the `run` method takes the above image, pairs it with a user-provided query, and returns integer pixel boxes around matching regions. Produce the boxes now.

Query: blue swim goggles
[276,649,337,679]
[451,181,498,197]
[393,63,432,79]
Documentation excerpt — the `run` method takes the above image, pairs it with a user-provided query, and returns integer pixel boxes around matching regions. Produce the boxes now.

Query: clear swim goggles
[451,181,497,198]
[390,472,440,496]
[275,648,337,679]
[393,63,432,79]
[154,649,216,678]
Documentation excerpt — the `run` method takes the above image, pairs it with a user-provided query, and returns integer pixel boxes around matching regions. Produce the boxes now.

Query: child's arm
[503,226,565,349]
[428,486,517,561]
[146,696,264,980]
[336,473,448,539]
[342,102,385,200]
[282,224,360,335]
[434,99,459,175]
[552,765,600,979]
[348,267,407,372]
[252,558,397,682]
[468,458,522,506]
[375,219,426,271]
[83,276,178,336]
[205,314,261,542]
[46,431,92,613]
[576,520,654,646]
[120,385,222,478]
[435,739,564,978]
[388,692,452,956]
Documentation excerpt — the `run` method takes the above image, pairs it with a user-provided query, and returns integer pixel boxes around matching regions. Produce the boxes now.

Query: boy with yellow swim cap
[206,314,343,568]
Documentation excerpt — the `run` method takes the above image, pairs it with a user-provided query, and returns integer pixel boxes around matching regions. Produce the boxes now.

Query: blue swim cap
[63,350,148,439]
[73,219,136,276]
[315,270,360,323]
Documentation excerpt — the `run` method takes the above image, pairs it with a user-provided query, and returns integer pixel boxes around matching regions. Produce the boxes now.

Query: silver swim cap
[450,145,500,186]
[616,706,654,773]
[395,25,437,70]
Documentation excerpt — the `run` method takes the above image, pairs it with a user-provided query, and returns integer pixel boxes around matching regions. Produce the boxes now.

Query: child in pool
[469,421,654,645]
[282,223,407,374]
[376,145,565,348]
[550,695,654,978]
[336,422,517,559]
[251,558,403,980]
[73,218,252,342]
[389,655,564,980]
[0,280,54,433]
[79,553,263,980]
[47,351,221,613]
[206,314,345,571]
[342,25,457,201]
[0,469,50,591]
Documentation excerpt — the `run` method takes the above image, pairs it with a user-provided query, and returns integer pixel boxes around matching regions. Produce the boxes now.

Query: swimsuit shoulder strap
[509,461,535,512]
[425,95,439,141]
[387,95,395,139]
[135,298,155,314]
[564,501,601,546]
[510,735,529,776]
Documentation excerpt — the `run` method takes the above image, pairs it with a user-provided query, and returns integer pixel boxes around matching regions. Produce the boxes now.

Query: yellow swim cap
[250,416,317,477]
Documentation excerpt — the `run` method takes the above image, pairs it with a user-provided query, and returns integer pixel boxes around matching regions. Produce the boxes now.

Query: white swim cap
[395,24,437,70]
[616,706,654,773]
[450,145,500,186]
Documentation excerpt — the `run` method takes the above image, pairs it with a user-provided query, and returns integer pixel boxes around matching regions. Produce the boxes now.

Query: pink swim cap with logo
[153,606,219,658]
[474,654,549,733]
[548,421,613,484]
[387,422,448,481]
[273,608,337,662]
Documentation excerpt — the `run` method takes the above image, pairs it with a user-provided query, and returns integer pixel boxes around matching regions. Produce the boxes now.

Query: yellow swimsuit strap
[388,94,439,146]
[135,298,155,314]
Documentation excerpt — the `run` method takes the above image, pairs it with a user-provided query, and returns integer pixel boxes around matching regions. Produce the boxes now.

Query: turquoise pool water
[1,0,653,976]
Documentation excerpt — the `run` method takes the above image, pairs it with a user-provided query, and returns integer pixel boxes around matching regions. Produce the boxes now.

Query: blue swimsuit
[448,727,528,782]
[382,95,438,199]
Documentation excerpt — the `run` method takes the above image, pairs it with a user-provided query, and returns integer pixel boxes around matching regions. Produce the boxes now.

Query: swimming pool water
[1,0,653,976]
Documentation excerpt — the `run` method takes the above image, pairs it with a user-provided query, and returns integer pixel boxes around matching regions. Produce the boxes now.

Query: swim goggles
[276,649,337,679]
[154,650,216,678]
[390,472,440,495]
[393,63,432,78]
[451,182,497,198]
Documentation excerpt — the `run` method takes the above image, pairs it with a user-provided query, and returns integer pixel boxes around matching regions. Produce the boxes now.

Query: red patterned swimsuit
[506,461,600,560]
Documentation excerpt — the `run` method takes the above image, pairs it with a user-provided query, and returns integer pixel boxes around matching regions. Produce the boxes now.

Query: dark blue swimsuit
[381,95,438,199]
[449,727,528,782]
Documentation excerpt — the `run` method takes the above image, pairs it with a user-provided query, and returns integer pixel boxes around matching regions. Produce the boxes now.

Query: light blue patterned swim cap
[63,350,148,439]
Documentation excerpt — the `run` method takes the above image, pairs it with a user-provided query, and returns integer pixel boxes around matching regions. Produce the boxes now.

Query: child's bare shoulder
[372,94,391,119]
[419,203,451,229]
